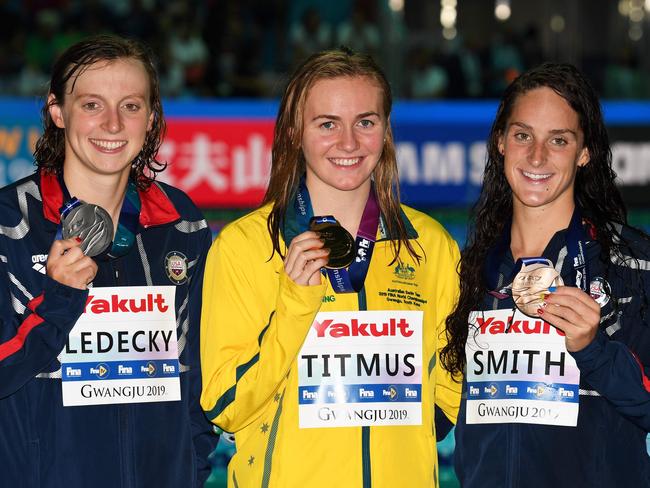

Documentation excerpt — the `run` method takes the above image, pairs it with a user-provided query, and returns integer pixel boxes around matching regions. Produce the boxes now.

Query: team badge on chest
[165,251,188,284]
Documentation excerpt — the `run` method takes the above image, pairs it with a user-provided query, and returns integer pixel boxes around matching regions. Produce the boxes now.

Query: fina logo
[386,385,398,401]
[145,361,156,377]
[90,363,110,379]
[488,384,498,397]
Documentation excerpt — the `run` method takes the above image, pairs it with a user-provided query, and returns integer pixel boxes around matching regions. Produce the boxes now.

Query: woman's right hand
[46,238,98,290]
[284,231,329,286]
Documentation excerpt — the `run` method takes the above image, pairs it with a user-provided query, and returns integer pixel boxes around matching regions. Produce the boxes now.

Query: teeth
[331,158,360,166]
[523,171,551,180]
[90,139,126,150]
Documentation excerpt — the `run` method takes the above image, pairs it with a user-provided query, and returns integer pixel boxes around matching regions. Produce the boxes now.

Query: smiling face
[49,57,153,184]
[301,76,386,199]
[499,86,590,215]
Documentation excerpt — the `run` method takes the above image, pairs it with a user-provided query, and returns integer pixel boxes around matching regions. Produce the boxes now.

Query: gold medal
[309,217,355,269]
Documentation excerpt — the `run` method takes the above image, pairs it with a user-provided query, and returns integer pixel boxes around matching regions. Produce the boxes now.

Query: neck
[306,180,371,236]
[510,200,575,260]
[63,170,130,232]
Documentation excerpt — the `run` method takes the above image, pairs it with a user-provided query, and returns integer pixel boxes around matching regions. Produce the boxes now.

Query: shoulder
[614,223,650,261]
[0,172,40,225]
[216,203,272,246]
[151,180,206,221]
[401,204,458,248]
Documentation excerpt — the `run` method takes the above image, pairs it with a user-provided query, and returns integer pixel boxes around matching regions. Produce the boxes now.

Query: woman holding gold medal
[201,48,461,487]
[0,36,217,487]
[442,63,650,487]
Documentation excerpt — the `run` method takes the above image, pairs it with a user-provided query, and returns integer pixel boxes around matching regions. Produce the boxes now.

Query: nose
[338,125,360,152]
[527,140,546,166]
[102,106,123,134]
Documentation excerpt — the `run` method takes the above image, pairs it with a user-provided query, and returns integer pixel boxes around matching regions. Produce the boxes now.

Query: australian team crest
[394,262,416,280]
[165,251,188,284]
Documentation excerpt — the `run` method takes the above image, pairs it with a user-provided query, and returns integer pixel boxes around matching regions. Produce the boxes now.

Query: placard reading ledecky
[465,309,580,426]
[61,286,181,406]
[298,310,423,428]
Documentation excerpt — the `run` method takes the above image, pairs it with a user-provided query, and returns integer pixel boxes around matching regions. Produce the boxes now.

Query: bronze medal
[511,261,564,317]
[309,217,355,269]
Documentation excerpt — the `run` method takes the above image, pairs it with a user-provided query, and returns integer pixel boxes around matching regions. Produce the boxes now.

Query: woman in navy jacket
[0,35,217,487]
[442,63,650,487]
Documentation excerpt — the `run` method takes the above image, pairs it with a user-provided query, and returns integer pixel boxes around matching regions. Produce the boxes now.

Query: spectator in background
[408,45,449,98]
[289,7,332,68]
[336,0,380,59]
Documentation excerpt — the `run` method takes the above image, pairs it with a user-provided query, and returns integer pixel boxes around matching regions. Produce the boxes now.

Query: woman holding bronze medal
[441,63,650,487]
[201,48,461,487]
[0,36,217,487]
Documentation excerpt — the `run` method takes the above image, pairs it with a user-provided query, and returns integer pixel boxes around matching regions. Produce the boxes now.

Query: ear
[48,94,65,129]
[497,133,505,155]
[577,146,590,167]
[147,110,154,132]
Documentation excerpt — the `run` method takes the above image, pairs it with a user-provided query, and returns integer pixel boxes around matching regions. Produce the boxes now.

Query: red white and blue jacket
[0,170,218,488]
[455,220,650,487]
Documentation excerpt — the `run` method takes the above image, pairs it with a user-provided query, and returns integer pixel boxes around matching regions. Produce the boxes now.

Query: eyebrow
[311,111,381,122]
[74,92,147,101]
[509,121,578,137]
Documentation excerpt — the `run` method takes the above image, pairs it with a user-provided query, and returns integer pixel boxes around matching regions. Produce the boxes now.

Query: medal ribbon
[485,207,590,295]
[288,178,380,293]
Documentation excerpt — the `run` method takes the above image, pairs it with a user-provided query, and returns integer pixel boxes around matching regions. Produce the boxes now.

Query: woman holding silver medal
[201,48,461,487]
[0,36,217,487]
[441,63,650,487]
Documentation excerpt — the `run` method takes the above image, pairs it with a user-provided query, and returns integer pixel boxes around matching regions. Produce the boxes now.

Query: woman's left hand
[539,286,601,352]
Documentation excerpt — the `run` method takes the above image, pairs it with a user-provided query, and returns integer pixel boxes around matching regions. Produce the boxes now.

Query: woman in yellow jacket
[201,48,461,488]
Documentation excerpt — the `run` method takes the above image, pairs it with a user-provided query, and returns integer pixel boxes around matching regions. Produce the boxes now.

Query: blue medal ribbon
[485,207,590,295]
[286,177,380,293]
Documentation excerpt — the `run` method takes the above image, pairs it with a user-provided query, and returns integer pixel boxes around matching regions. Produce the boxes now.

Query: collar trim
[39,170,180,227]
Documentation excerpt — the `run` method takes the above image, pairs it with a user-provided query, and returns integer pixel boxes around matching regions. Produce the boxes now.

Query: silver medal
[62,202,113,257]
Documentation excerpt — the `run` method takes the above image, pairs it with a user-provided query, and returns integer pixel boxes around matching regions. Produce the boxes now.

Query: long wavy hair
[263,47,419,263]
[441,62,643,378]
[34,35,166,189]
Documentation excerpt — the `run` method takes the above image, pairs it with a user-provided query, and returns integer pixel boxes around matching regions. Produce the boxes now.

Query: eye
[320,121,336,130]
[82,101,100,111]
[551,137,568,146]
[123,102,141,112]
[513,132,530,142]
[357,119,375,128]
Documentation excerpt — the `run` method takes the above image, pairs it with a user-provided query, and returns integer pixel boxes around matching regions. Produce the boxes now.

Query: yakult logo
[84,293,169,314]
[312,317,414,338]
[476,316,564,336]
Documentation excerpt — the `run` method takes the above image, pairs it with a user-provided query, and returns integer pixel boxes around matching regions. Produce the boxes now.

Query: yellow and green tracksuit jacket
[201,203,461,487]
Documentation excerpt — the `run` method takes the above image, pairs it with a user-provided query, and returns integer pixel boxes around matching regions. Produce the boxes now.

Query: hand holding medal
[284,230,330,286]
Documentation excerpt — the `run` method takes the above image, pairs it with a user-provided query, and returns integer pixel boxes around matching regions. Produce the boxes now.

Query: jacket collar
[39,170,180,227]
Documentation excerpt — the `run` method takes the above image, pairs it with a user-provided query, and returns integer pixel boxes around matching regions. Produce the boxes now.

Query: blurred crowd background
[1,0,649,100]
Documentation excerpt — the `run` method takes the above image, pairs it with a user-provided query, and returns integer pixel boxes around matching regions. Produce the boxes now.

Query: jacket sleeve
[0,259,88,399]
[185,226,220,487]
[200,223,326,433]
[433,236,462,441]
[570,331,650,431]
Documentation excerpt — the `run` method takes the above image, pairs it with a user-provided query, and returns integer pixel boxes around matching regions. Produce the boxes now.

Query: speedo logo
[84,293,169,314]
[312,318,414,338]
